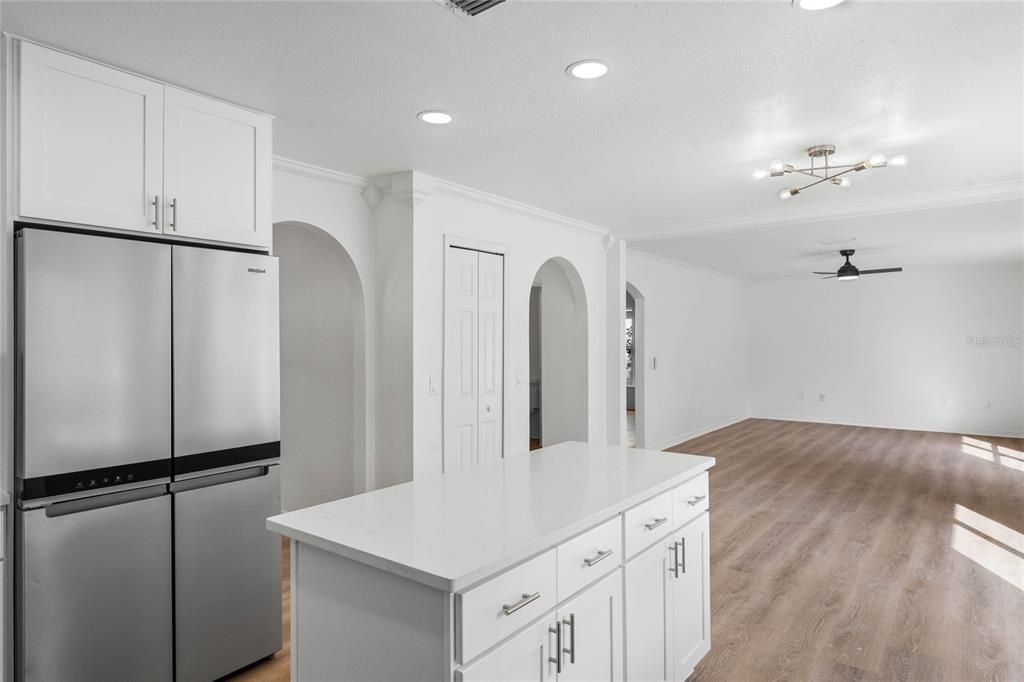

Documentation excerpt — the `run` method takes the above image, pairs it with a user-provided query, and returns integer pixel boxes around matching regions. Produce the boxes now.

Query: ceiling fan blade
[811,271,835,275]
[859,267,903,275]
[820,275,837,279]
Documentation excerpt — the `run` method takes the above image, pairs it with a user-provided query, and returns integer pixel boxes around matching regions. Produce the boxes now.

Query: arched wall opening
[529,257,589,447]
[626,281,646,448]
[274,220,367,512]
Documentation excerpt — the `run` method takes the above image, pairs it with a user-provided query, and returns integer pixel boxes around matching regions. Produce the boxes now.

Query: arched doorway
[529,257,589,448]
[626,281,646,448]
[274,221,367,511]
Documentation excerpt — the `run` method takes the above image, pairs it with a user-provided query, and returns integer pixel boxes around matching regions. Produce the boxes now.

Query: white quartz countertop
[268,442,715,592]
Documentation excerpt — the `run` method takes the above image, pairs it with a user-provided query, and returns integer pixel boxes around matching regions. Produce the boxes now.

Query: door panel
[456,619,554,682]
[670,513,711,680]
[163,87,271,247]
[19,229,171,479]
[174,466,282,681]
[173,246,280,460]
[19,42,164,233]
[444,247,479,472]
[477,252,504,465]
[18,490,173,682]
[624,539,672,682]
[557,570,623,682]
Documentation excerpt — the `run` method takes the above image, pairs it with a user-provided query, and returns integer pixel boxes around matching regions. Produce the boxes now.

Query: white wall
[405,175,610,478]
[534,259,589,446]
[276,221,363,512]
[749,265,1024,438]
[272,159,377,493]
[624,251,751,450]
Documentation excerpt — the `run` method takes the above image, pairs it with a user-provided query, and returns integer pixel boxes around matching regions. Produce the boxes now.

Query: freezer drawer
[17,486,173,682]
[17,228,171,480]
[172,246,279,469]
[173,465,282,681]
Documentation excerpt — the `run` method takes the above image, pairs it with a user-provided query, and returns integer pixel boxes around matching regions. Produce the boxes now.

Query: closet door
[443,247,504,473]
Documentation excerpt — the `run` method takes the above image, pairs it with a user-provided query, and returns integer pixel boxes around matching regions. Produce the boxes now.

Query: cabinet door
[457,618,555,682]
[19,41,163,233]
[163,87,271,247]
[624,538,674,681]
[670,513,711,681]
[557,570,623,682]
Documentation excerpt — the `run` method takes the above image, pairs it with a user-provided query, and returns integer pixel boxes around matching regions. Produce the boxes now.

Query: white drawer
[672,471,709,529]
[623,488,674,559]
[556,516,621,600]
[456,548,557,664]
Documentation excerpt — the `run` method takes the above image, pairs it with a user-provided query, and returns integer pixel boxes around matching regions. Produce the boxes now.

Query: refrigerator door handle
[45,484,168,518]
[170,465,271,494]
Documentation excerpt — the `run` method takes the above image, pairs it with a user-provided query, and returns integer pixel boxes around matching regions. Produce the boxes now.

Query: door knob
[486,405,493,412]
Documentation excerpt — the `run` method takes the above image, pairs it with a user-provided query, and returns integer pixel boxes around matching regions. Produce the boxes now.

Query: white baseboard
[647,415,749,452]
[750,413,1024,440]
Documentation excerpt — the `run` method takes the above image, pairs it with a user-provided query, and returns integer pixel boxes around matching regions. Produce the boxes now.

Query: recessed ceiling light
[793,0,846,9]
[566,60,609,80]
[417,110,453,125]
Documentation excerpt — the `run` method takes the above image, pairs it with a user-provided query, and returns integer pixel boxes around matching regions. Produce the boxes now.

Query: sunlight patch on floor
[952,504,1024,590]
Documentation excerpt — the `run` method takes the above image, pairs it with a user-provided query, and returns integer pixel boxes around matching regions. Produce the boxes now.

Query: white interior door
[444,246,504,473]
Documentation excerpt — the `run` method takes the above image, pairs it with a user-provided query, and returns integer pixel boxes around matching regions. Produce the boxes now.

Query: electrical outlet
[429,376,439,397]
[986,400,992,408]
[798,391,805,400]
[515,371,523,388]
[818,392,826,402]
[940,396,948,406]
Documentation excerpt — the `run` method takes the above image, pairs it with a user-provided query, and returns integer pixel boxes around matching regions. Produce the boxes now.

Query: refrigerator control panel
[19,459,172,502]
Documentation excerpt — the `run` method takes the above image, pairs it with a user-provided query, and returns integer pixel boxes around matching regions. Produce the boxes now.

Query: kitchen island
[268,441,715,681]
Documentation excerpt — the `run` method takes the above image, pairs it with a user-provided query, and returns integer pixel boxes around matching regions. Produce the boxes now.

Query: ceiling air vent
[444,0,506,16]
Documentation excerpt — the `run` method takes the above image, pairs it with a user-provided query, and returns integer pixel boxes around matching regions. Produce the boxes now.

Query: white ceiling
[3,1,1022,278]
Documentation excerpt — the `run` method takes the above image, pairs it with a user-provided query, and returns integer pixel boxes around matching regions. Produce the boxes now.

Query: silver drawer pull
[549,621,562,673]
[645,516,669,531]
[687,495,707,506]
[503,592,541,615]
[584,548,614,567]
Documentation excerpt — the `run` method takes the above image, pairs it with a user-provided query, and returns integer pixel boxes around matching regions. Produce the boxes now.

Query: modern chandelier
[753,144,908,200]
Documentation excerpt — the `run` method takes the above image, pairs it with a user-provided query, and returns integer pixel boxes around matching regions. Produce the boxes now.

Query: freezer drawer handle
[45,485,167,518]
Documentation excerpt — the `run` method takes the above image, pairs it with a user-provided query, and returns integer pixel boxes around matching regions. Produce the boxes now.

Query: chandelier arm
[789,163,861,173]
[794,165,861,193]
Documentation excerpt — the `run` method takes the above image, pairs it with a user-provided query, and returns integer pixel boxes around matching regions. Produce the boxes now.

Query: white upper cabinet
[163,87,271,247]
[16,41,271,249]
[19,41,164,234]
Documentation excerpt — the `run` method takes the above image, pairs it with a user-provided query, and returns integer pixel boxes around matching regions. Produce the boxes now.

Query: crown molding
[431,177,612,239]
[366,171,435,207]
[273,156,368,191]
[621,178,1024,243]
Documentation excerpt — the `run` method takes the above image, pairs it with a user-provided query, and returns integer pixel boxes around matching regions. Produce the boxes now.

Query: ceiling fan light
[868,153,887,168]
[752,169,769,179]
[795,0,846,9]
[837,273,859,281]
[888,154,908,167]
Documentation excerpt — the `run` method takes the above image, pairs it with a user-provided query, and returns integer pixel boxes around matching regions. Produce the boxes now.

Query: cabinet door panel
[557,570,623,682]
[19,41,163,233]
[624,539,673,681]
[670,513,711,681]
[457,619,554,682]
[163,87,270,247]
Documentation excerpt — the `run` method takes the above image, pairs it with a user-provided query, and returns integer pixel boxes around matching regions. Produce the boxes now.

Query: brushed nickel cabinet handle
[152,195,160,229]
[562,613,576,664]
[584,548,613,567]
[645,516,668,531]
[679,537,687,574]
[687,495,707,506]
[502,591,540,616]
[670,542,680,578]
[548,621,562,673]
[168,197,178,231]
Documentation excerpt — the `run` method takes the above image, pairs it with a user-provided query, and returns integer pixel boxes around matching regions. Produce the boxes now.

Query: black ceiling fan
[813,249,903,280]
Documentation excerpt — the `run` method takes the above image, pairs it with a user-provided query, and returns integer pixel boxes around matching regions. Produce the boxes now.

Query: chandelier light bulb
[752,169,769,179]
[769,159,785,173]
[868,153,887,168]
[888,154,908,167]
[834,177,851,188]
[779,188,794,200]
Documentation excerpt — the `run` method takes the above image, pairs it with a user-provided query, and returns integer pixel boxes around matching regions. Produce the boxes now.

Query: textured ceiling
[3,1,1021,277]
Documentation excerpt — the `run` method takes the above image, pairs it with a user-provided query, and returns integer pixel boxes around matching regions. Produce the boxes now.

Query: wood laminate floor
[230,419,1024,681]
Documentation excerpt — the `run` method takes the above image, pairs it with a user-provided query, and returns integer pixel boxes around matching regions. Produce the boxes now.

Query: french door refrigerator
[15,226,281,682]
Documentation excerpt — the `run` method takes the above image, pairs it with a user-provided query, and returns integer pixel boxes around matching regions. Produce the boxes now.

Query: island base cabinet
[671,513,711,681]
[457,570,623,682]
[624,511,711,682]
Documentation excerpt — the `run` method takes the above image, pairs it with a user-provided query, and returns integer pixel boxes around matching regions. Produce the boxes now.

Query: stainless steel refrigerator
[15,226,282,682]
